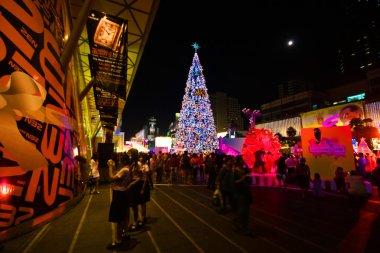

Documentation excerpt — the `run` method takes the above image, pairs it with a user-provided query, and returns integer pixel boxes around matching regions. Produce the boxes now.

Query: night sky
[122,0,345,139]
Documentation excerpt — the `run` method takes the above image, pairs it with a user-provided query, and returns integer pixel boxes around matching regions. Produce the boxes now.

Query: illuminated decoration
[241,109,281,171]
[372,138,380,150]
[242,108,262,128]
[357,137,372,154]
[256,117,301,137]
[241,128,281,171]
[174,43,218,154]
[364,101,380,130]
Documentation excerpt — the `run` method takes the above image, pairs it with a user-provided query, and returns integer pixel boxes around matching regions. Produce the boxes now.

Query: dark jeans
[236,203,250,232]
[156,167,163,183]
[207,171,216,189]
[221,190,236,211]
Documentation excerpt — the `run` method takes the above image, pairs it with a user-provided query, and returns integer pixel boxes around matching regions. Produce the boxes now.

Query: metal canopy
[69,0,160,138]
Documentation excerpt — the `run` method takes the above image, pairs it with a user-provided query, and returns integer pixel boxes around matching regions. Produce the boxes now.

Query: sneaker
[106,242,123,250]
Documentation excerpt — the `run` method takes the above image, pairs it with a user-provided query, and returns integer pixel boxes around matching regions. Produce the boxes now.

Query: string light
[174,46,218,154]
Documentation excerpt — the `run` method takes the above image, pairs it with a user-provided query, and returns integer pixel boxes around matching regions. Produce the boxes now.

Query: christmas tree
[174,43,219,154]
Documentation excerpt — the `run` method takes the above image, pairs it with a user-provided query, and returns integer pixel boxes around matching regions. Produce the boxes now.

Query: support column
[60,0,95,73]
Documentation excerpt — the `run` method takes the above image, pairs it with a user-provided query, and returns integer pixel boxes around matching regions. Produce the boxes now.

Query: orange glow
[0,183,14,196]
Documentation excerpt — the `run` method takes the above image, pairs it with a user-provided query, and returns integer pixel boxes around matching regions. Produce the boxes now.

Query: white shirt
[90,159,100,178]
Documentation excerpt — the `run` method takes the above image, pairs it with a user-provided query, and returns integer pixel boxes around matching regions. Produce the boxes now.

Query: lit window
[351,53,356,56]
[368,63,373,66]
[356,39,361,43]
[366,51,370,54]
[347,93,365,102]
[360,65,365,69]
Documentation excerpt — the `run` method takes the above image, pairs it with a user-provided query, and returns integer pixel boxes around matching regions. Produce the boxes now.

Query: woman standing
[107,154,139,249]
[89,153,100,194]
[138,154,151,227]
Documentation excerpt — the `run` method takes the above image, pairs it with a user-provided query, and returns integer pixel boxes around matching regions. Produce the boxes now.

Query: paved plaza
[2,183,380,253]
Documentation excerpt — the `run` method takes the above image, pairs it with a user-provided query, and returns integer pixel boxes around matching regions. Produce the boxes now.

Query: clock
[94,16,122,51]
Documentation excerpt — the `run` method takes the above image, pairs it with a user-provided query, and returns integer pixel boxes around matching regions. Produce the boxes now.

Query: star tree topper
[192,42,200,52]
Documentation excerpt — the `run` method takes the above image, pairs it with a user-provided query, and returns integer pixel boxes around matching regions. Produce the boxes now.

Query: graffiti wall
[0,0,81,236]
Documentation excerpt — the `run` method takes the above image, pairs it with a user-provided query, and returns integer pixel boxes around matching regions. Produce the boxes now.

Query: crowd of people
[84,148,380,249]
[92,150,255,249]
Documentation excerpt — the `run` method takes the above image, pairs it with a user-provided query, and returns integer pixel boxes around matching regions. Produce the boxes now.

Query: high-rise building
[209,92,244,133]
[338,0,380,79]
[277,80,314,98]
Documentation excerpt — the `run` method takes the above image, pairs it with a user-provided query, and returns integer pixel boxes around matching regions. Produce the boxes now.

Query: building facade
[338,0,380,78]
[209,91,244,133]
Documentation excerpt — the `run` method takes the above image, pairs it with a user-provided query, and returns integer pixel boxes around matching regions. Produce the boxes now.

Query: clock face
[94,17,121,49]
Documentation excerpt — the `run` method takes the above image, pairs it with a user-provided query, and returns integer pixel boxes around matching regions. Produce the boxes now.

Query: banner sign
[0,1,80,233]
[300,102,364,128]
[301,126,355,179]
[86,10,127,100]
[94,86,118,129]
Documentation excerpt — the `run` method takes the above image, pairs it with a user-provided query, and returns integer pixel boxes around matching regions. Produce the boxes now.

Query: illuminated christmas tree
[174,43,219,154]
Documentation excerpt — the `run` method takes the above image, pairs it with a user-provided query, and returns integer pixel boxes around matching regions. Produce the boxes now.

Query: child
[334,166,346,193]
[312,173,324,198]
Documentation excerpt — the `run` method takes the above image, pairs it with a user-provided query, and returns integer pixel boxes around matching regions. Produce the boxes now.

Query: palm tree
[349,118,364,129]
[286,127,297,138]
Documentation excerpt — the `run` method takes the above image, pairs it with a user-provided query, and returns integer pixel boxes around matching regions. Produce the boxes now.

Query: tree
[286,126,299,147]
[286,126,297,138]
[349,118,380,150]
[349,118,364,128]
[174,43,219,154]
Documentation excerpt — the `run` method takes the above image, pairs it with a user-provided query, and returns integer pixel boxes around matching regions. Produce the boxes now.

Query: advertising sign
[0,1,79,233]
[86,10,127,100]
[301,102,364,128]
[301,126,356,179]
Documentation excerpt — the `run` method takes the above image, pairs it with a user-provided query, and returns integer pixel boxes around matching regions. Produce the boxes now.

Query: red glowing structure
[241,109,281,172]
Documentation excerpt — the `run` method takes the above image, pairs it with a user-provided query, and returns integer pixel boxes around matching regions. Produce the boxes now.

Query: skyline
[121,0,355,139]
